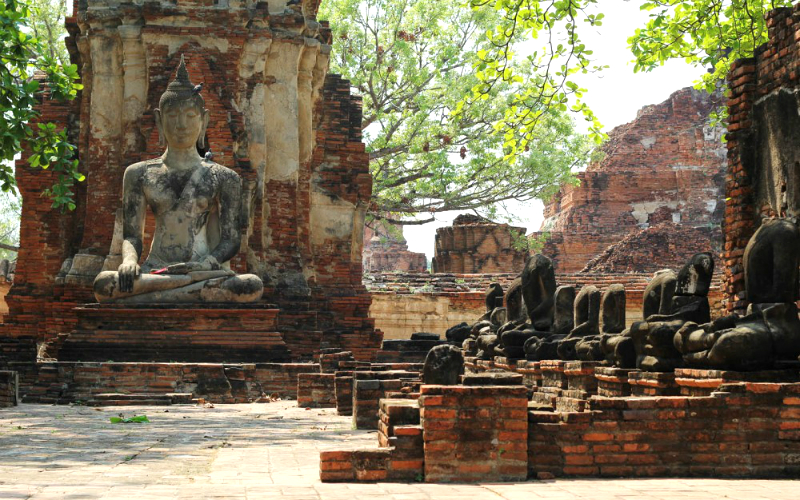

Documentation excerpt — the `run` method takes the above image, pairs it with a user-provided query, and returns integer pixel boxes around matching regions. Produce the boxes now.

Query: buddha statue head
[155,55,209,150]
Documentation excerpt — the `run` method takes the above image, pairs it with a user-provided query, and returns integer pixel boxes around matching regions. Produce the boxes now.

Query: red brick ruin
[1,0,382,378]
[432,214,528,274]
[317,4,800,484]
[2,0,800,486]
[537,87,726,274]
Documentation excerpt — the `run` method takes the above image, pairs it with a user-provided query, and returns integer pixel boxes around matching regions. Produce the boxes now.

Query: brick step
[86,392,193,406]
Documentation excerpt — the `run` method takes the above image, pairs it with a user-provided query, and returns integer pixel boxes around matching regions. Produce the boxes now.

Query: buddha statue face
[157,100,209,150]
[154,54,209,151]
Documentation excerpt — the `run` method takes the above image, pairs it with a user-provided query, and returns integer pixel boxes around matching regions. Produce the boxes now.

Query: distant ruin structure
[432,214,527,274]
[537,87,726,274]
[363,222,427,273]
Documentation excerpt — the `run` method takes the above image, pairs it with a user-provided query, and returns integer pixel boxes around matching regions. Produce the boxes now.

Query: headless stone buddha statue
[674,218,800,370]
[94,56,263,304]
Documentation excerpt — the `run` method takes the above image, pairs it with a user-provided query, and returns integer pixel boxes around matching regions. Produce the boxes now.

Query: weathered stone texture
[537,87,726,274]
[432,214,527,274]
[582,222,721,274]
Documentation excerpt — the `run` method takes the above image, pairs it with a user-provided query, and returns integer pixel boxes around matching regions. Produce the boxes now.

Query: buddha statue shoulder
[94,55,263,304]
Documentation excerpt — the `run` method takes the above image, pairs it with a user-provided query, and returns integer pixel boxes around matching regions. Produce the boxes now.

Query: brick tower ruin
[432,214,527,274]
[537,87,727,274]
[1,0,382,382]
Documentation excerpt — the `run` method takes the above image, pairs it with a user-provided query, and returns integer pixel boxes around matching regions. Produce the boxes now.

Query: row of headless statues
[448,218,800,371]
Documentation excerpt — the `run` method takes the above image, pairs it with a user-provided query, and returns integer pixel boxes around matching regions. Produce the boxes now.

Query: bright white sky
[404,0,703,262]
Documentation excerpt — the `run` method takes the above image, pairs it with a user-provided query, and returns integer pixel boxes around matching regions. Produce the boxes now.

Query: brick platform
[353,375,417,430]
[674,367,800,397]
[58,305,290,363]
[420,384,528,483]
[595,367,638,397]
[530,382,800,478]
[0,370,18,407]
[10,361,317,404]
[627,371,680,396]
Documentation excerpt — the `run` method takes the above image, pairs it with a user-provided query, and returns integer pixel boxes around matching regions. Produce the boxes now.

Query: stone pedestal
[540,360,568,389]
[674,367,800,397]
[516,360,543,388]
[595,367,638,397]
[564,361,599,394]
[627,371,680,396]
[58,305,290,363]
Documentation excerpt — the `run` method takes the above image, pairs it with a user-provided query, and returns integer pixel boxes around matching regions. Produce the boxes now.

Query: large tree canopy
[320,0,595,225]
[0,0,82,211]
[472,0,791,151]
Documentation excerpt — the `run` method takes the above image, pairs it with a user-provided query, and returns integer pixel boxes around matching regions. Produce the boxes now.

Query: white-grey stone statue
[94,55,263,304]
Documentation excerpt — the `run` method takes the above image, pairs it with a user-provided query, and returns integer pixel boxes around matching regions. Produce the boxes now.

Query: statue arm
[119,164,146,292]
[210,170,243,265]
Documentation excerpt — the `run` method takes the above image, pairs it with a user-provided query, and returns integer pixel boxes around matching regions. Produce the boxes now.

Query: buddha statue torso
[93,55,262,304]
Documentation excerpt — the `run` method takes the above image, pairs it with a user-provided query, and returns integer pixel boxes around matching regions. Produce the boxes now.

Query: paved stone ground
[0,401,797,499]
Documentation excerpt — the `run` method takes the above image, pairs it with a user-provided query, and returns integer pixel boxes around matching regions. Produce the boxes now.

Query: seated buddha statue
[93,55,263,304]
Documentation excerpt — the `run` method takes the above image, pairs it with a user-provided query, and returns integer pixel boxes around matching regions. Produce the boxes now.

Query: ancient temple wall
[541,87,726,274]
[724,4,800,313]
[2,0,380,361]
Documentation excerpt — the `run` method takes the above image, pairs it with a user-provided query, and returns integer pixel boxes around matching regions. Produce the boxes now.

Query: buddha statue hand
[163,255,221,275]
[118,260,141,293]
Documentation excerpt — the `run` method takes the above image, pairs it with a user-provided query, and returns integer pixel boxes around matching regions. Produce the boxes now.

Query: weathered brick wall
[0,371,18,407]
[529,382,800,478]
[9,361,317,404]
[540,87,726,274]
[432,215,527,274]
[420,384,528,482]
[297,373,336,408]
[723,4,800,313]
[581,222,721,274]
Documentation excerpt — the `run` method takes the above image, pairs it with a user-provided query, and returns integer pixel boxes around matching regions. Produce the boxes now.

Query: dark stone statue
[557,285,601,360]
[675,219,800,370]
[521,254,557,331]
[485,283,504,312]
[504,278,526,324]
[599,253,715,371]
[552,286,576,335]
[601,284,626,334]
[575,284,625,361]
[445,322,471,344]
[423,345,465,385]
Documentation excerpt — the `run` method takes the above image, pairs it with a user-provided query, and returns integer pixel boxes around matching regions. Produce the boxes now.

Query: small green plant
[110,415,150,424]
